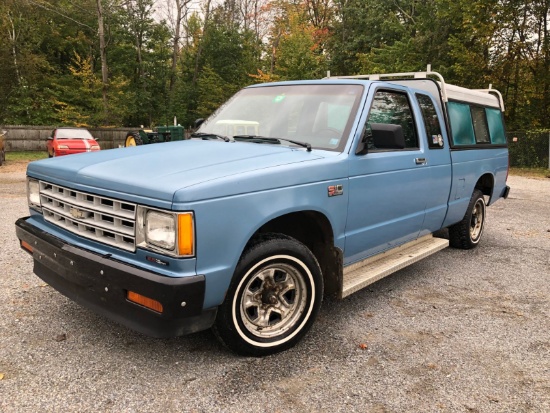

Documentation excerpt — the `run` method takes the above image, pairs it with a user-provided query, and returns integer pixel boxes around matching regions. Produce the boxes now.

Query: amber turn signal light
[178,213,194,256]
[21,240,34,254]
[127,291,163,313]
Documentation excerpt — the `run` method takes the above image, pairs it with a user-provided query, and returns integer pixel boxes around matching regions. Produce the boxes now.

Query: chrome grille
[39,181,137,251]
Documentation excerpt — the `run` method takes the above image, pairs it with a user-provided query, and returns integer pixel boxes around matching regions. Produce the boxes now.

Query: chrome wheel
[469,198,485,242]
[449,189,486,249]
[238,259,309,340]
[214,234,323,356]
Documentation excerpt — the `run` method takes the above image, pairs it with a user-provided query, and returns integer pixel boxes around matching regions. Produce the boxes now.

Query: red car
[47,127,100,157]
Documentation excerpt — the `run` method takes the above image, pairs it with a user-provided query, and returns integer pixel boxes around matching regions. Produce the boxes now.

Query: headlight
[146,210,176,250]
[90,145,100,151]
[27,178,41,211]
[136,207,195,257]
[57,145,69,149]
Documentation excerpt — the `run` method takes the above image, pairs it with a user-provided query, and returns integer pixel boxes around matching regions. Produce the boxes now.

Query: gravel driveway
[1,162,549,413]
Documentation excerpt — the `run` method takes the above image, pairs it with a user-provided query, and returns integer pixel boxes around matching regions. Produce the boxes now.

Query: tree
[0,0,548,132]
[97,0,109,123]
[267,1,327,80]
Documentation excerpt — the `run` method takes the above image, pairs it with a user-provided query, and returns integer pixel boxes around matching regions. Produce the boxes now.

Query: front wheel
[125,132,143,147]
[213,234,323,356]
[449,189,486,249]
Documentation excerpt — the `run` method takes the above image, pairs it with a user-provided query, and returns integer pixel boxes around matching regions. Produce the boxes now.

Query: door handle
[415,158,427,165]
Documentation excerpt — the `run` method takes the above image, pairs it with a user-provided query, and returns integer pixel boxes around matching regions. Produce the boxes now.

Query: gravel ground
[1,162,549,413]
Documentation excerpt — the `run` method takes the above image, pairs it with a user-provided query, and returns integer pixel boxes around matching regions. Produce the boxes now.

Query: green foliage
[273,8,326,80]
[0,0,548,142]
[195,65,231,119]
[508,130,550,168]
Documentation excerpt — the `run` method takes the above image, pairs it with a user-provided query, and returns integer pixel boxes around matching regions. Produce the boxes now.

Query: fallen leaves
[54,333,67,342]
[358,343,368,350]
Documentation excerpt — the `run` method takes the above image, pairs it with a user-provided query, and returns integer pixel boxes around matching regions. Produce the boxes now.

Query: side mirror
[371,123,405,149]
[356,124,371,155]
[194,118,204,129]
[355,123,406,155]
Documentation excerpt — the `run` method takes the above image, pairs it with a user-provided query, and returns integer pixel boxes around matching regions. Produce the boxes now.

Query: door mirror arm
[355,125,370,155]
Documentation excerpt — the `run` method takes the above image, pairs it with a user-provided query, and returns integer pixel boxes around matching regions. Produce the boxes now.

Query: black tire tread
[212,232,323,357]
[449,189,485,250]
[125,131,143,146]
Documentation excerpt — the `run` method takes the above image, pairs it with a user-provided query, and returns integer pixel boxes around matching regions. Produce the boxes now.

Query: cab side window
[416,93,444,148]
[366,90,418,150]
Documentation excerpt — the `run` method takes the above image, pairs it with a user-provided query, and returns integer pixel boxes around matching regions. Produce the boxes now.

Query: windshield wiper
[190,132,233,142]
[233,135,311,152]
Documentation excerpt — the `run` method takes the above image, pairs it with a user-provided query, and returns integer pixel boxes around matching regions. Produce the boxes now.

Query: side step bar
[340,235,449,298]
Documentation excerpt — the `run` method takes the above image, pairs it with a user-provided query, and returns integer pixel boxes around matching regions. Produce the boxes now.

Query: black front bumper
[15,217,216,338]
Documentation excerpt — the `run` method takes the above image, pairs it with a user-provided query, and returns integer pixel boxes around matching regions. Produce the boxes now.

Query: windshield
[197,84,364,151]
[55,129,94,140]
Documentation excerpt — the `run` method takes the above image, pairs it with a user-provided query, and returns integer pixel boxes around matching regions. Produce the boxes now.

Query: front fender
[184,180,349,309]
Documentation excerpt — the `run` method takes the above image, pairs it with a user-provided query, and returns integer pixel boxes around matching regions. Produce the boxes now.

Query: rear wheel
[125,132,143,147]
[449,189,486,249]
[213,234,323,356]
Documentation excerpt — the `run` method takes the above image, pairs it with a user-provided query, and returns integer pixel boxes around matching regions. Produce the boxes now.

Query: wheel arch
[475,172,495,199]
[246,210,342,297]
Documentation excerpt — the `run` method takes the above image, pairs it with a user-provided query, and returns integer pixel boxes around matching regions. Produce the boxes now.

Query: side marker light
[21,240,34,254]
[127,291,164,313]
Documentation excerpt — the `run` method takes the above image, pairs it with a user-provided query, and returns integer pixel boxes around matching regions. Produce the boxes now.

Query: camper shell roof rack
[324,65,505,111]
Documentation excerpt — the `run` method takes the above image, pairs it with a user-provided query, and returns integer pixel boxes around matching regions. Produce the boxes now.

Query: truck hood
[28,140,329,206]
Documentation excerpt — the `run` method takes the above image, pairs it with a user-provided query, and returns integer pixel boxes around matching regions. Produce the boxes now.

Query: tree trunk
[170,0,184,92]
[97,0,109,124]
[7,12,22,86]
[193,0,212,85]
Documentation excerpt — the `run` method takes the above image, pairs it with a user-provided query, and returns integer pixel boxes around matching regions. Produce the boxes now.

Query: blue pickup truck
[16,69,510,356]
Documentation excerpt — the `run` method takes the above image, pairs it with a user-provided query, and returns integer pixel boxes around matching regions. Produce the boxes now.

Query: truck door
[414,92,452,234]
[345,87,433,264]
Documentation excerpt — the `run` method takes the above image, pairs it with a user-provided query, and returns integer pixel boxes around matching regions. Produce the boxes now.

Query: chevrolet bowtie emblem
[70,207,86,219]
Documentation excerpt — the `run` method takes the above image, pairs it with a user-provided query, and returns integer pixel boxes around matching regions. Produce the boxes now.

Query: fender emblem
[328,184,343,197]
[70,207,86,220]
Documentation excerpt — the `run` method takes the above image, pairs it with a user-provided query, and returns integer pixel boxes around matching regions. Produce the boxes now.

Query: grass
[6,151,48,162]
[509,167,550,179]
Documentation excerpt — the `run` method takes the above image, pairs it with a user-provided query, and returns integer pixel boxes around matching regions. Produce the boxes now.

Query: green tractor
[124,124,187,147]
